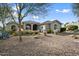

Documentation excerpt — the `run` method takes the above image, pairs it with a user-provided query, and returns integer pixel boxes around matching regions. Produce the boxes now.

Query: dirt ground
[0,33,79,56]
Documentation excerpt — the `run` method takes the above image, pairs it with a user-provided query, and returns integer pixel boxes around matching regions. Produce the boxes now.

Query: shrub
[60,27,66,32]
[6,30,39,36]
[12,32,18,36]
[6,30,15,35]
[22,30,33,35]
[21,30,39,35]
[67,25,78,31]
[6,30,18,36]
[32,31,39,35]
[47,29,53,33]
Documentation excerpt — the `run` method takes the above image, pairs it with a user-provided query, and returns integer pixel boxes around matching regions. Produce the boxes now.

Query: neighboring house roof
[65,21,79,27]
[22,21,40,24]
[41,20,62,25]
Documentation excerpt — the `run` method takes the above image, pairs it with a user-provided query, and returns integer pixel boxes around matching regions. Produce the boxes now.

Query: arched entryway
[33,24,38,30]
[11,25,16,31]
[26,24,31,30]
[54,24,58,30]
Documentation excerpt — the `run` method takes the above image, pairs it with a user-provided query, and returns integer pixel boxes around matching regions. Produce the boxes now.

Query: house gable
[41,20,62,32]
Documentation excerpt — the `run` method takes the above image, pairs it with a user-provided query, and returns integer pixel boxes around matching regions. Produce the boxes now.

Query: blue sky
[0,3,78,27]
[23,3,78,24]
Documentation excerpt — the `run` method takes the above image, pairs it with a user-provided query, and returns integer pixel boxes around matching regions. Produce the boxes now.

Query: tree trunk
[44,31,47,36]
[18,20,22,42]
[3,23,5,31]
[2,20,5,31]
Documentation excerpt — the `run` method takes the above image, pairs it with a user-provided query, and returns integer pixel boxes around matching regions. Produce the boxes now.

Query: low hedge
[6,30,39,36]
[22,30,33,35]
[6,30,15,35]
[47,29,53,33]
[23,30,39,36]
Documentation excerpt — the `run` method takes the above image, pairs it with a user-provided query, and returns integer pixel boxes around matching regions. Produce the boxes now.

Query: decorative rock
[74,36,78,39]
[33,36,39,39]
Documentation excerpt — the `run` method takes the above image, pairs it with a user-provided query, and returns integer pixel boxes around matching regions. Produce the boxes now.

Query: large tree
[0,3,15,31]
[10,3,50,42]
[71,4,79,39]
[72,3,79,17]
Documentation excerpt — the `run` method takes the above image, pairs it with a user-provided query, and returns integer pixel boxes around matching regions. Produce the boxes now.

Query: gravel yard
[0,34,79,56]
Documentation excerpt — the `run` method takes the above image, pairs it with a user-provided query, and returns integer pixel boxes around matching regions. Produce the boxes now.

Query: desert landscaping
[0,33,79,56]
[1,3,79,56]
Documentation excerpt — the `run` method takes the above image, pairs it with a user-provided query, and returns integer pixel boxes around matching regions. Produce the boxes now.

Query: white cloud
[32,15,39,19]
[56,9,71,13]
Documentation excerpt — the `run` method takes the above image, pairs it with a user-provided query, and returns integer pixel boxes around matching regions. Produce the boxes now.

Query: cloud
[32,15,39,19]
[56,9,71,13]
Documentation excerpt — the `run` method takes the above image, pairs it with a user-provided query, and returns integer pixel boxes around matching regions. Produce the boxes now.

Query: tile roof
[22,21,40,24]
[42,20,62,25]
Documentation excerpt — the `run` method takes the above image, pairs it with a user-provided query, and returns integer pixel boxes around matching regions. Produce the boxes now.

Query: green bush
[60,27,66,32]
[6,30,15,35]
[6,30,39,36]
[33,31,39,35]
[67,25,78,31]
[21,30,39,35]
[22,30,33,35]
[12,32,18,36]
[47,29,53,33]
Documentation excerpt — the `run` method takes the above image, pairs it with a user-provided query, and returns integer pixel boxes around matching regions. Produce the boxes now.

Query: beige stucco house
[6,20,62,32]
[6,21,40,31]
[40,20,62,32]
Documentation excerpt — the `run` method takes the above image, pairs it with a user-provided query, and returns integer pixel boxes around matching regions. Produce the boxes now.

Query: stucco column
[31,24,33,30]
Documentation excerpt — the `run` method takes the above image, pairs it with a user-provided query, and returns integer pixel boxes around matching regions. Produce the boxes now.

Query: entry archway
[11,25,16,31]
[33,24,38,30]
[26,24,31,30]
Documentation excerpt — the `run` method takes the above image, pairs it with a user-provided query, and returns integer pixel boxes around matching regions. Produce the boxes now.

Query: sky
[0,3,78,27]
[23,3,78,24]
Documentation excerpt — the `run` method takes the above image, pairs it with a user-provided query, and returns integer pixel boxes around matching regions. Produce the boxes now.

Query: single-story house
[40,20,62,32]
[6,20,62,32]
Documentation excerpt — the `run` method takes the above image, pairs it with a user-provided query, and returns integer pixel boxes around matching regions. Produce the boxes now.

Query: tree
[70,4,79,39]
[10,3,50,42]
[72,3,79,17]
[66,25,78,31]
[0,3,14,31]
[64,22,69,27]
